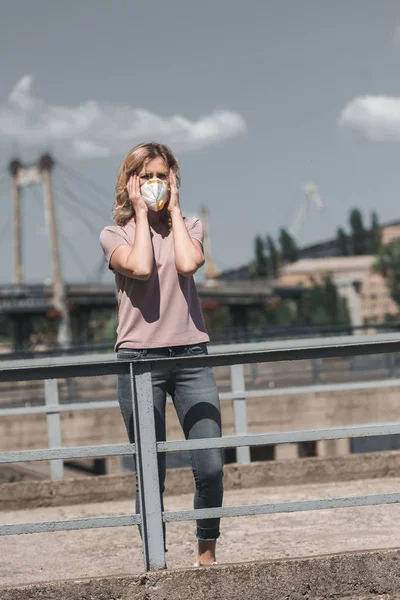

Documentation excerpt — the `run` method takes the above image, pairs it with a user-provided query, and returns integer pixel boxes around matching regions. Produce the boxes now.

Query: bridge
[0,280,303,350]
[0,154,310,351]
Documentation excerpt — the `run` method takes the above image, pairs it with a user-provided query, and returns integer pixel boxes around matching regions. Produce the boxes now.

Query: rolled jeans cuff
[196,527,220,541]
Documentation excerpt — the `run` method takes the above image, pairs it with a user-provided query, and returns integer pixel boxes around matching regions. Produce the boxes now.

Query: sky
[2,0,400,284]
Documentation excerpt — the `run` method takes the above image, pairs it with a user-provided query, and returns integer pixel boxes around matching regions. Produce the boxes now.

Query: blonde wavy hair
[113,142,180,227]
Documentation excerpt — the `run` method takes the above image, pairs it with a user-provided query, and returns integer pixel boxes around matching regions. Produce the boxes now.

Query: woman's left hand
[167,170,180,214]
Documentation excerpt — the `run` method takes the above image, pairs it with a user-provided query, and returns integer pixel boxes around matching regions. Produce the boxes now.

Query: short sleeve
[99,226,130,266]
[186,218,204,245]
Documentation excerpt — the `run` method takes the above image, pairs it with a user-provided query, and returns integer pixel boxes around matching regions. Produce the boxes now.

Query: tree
[298,277,350,325]
[266,235,280,277]
[324,276,339,322]
[337,227,349,256]
[265,298,296,325]
[279,228,298,263]
[375,239,400,307]
[349,209,368,255]
[369,211,381,254]
[253,235,268,277]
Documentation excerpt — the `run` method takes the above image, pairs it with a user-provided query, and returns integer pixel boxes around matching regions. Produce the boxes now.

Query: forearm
[125,212,154,278]
[171,209,204,275]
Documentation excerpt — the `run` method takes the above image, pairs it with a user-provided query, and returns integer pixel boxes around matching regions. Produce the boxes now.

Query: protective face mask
[140,178,168,212]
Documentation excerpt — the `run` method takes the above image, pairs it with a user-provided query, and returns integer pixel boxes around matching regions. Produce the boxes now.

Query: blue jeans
[117,343,224,542]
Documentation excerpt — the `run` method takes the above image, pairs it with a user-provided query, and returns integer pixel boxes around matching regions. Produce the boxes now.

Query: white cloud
[338,95,400,141]
[0,76,246,158]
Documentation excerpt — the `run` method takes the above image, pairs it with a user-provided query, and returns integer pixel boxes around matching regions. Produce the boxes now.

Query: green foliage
[205,305,233,337]
[266,235,280,277]
[337,227,349,256]
[104,312,118,343]
[337,209,382,256]
[235,299,296,329]
[268,299,296,325]
[324,276,339,322]
[337,297,350,323]
[375,238,400,307]
[349,209,368,255]
[251,234,282,279]
[369,211,382,254]
[279,228,298,263]
[254,235,268,277]
[299,276,350,325]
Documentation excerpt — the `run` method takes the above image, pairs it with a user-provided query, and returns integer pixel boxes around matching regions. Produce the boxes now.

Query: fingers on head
[127,174,138,191]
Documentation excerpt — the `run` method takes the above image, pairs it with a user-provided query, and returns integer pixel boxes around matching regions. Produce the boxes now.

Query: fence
[2,333,400,571]
[1,333,400,477]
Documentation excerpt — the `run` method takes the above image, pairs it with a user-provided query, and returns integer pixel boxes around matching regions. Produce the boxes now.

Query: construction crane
[289,182,326,239]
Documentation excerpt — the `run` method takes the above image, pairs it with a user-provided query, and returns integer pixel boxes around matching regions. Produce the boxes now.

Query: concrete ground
[1,476,400,588]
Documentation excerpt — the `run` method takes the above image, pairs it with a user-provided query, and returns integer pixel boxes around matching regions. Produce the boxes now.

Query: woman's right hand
[127,174,148,215]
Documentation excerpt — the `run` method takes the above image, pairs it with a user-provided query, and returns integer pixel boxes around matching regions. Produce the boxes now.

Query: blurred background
[1,0,400,351]
[2,0,400,350]
[3,1,400,479]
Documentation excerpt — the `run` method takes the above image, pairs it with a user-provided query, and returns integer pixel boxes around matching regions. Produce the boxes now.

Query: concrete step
[2,477,400,589]
[1,548,400,600]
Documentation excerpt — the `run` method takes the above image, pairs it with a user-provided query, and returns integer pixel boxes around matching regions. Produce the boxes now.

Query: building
[279,255,398,325]
[215,220,400,326]
[381,223,400,245]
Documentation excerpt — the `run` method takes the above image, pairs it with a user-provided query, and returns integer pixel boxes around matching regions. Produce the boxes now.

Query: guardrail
[1,333,400,571]
[1,333,399,476]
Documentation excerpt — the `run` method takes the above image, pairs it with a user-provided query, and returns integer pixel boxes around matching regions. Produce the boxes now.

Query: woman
[100,142,223,567]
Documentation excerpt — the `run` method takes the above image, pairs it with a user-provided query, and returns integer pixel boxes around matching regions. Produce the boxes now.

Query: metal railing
[2,333,400,570]
[1,333,400,476]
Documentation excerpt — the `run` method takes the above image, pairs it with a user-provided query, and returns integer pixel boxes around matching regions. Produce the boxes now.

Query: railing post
[251,363,259,382]
[44,378,64,480]
[387,353,396,378]
[130,361,165,571]
[311,358,321,384]
[231,363,251,464]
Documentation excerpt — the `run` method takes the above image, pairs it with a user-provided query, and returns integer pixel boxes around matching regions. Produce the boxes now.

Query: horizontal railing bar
[163,492,400,522]
[0,400,119,416]
[3,377,400,417]
[0,442,136,463]
[2,333,400,382]
[3,493,400,536]
[208,332,400,355]
[3,422,400,464]
[2,332,399,369]
[0,514,141,536]
[219,378,400,400]
[157,422,400,453]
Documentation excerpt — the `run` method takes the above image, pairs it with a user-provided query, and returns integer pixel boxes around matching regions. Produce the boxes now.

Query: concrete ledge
[1,548,400,600]
[2,450,400,511]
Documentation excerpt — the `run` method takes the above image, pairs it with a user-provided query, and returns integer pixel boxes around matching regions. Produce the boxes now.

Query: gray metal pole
[231,364,251,464]
[311,358,321,384]
[40,155,71,348]
[388,353,396,378]
[10,161,23,285]
[44,378,64,479]
[130,361,165,571]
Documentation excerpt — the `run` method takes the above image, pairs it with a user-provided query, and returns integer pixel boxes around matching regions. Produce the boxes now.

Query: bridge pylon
[8,154,71,348]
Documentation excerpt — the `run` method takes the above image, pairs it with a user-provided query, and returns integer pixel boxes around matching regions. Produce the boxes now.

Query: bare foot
[195,540,217,566]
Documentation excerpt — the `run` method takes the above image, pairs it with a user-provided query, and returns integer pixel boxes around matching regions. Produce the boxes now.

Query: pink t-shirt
[99,217,210,350]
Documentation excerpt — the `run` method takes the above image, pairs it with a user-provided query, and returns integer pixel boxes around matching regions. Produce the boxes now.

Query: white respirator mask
[140,178,168,212]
